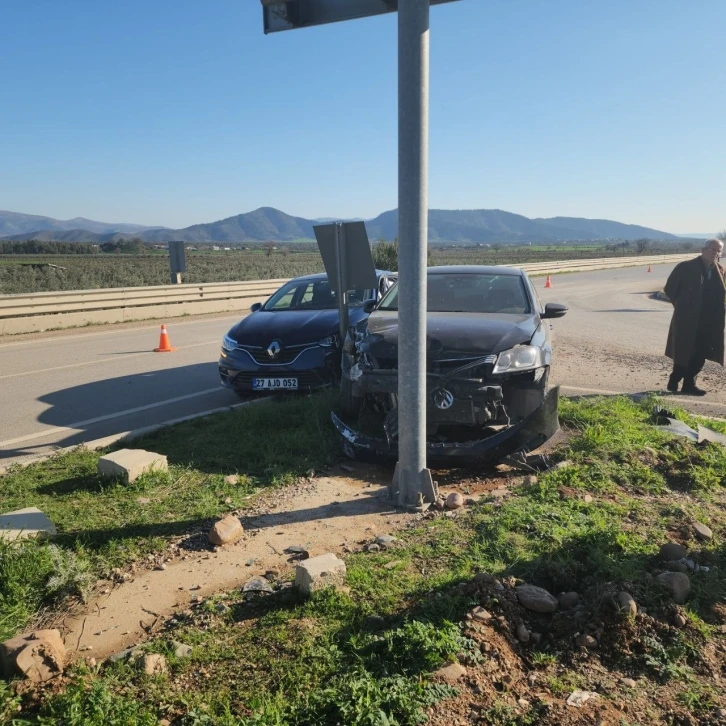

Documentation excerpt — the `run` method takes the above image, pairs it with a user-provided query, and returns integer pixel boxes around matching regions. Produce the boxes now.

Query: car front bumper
[331,385,560,463]
[219,347,338,392]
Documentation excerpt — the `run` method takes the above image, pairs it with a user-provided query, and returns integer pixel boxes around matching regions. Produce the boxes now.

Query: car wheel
[340,376,363,419]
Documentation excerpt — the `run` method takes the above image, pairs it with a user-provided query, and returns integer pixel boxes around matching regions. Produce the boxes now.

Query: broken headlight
[492,345,543,374]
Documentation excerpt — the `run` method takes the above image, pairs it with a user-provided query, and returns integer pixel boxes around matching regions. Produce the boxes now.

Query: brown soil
[58,464,416,661]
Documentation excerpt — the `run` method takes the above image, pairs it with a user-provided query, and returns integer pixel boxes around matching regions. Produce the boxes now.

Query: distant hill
[0,206,679,244]
[0,210,164,238]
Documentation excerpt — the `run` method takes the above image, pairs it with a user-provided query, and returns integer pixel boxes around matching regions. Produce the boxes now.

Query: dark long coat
[664,256,726,367]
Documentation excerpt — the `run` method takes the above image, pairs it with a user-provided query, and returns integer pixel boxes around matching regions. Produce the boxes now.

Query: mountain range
[0,207,681,245]
[0,210,165,238]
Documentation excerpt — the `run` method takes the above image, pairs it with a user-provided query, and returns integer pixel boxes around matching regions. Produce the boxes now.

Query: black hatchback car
[334,265,568,462]
[219,271,396,395]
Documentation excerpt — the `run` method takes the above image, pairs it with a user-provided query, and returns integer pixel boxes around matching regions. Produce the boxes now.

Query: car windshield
[378,273,531,314]
[263,278,369,311]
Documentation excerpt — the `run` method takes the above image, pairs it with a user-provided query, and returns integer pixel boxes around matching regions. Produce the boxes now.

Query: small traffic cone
[154,324,177,352]
[647,265,652,273]
[544,275,553,289]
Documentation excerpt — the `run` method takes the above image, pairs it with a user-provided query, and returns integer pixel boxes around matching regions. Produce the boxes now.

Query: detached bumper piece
[331,386,560,463]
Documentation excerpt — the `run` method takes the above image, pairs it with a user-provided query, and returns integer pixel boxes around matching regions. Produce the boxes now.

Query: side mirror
[363,299,376,314]
[250,302,263,312]
[542,303,568,319]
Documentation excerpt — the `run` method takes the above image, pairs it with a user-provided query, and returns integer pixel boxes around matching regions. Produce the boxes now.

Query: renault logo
[266,340,281,359]
[433,388,454,410]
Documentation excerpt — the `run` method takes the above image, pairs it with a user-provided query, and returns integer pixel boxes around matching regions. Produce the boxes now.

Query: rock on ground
[558,591,579,609]
[0,507,57,542]
[172,642,193,658]
[516,623,530,643]
[617,591,637,616]
[516,584,559,613]
[208,515,244,546]
[435,662,467,682]
[142,653,167,676]
[471,606,492,622]
[446,492,464,510]
[566,690,598,707]
[0,629,66,682]
[375,535,397,548]
[657,571,691,604]
[693,522,713,541]
[575,634,598,649]
[295,553,347,596]
[659,542,688,561]
[97,449,168,484]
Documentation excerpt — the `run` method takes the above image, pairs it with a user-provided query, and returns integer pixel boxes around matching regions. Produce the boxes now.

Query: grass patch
[0,392,338,639]
[6,393,726,724]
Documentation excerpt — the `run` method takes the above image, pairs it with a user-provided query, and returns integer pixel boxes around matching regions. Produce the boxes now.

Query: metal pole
[394,0,436,508]
[334,223,349,342]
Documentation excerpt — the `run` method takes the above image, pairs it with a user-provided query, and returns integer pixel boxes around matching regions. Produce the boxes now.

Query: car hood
[228,310,341,347]
[365,311,538,359]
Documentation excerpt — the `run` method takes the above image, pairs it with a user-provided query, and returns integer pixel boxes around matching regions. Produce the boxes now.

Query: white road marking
[0,315,242,349]
[0,387,226,448]
[0,340,221,381]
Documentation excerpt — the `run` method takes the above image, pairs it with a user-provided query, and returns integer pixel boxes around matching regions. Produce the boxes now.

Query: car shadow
[1,362,235,462]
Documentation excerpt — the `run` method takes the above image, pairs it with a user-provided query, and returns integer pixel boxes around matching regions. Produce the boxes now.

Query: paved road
[538,262,726,416]
[0,315,242,464]
[2,261,725,465]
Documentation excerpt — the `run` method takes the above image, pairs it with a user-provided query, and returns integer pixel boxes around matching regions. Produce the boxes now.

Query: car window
[378,273,531,314]
[264,279,373,311]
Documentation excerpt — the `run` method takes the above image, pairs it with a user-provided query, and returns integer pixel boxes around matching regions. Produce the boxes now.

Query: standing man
[665,238,725,395]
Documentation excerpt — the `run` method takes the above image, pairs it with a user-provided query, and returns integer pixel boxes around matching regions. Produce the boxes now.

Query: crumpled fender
[330,386,560,463]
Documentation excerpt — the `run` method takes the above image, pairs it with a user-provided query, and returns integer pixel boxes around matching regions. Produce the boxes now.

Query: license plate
[252,377,298,391]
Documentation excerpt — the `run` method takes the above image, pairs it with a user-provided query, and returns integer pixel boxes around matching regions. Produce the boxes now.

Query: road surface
[1,262,725,465]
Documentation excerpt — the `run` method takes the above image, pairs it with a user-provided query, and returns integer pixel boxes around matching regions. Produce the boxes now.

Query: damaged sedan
[333,265,568,462]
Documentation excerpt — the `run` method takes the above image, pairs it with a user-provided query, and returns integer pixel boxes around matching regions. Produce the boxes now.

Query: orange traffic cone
[647,265,652,273]
[154,324,177,352]
[544,275,553,289]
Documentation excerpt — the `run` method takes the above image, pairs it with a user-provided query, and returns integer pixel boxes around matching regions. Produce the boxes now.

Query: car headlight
[492,345,543,374]
[317,335,338,348]
[221,334,237,352]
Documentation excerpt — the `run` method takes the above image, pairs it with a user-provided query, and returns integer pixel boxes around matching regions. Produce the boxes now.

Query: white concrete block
[295,553,346,596]
[97,448,168,484]
[0,507,57,542]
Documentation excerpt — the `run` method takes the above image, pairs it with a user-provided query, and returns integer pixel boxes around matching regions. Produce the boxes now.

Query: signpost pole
[334,222,349,342]
[395,0,435,508]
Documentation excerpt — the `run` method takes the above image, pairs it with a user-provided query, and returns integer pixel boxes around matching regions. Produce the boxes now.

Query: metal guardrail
[0,254,693,335]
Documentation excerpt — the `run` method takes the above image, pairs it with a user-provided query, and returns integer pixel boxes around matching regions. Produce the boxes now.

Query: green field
[0,241,699,295]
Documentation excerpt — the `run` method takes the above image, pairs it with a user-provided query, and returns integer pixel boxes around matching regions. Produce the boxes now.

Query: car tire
[340,376,363,419]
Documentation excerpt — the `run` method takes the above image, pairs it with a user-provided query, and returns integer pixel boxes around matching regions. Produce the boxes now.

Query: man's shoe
[667,375,680,393]
[682,382,707,396]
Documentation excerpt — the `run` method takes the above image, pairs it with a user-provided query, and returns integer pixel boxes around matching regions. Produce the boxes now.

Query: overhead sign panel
[314,221,377,293]
[261,0,460,33]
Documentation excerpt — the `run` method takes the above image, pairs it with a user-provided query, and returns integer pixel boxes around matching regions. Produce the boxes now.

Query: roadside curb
[0,396,270,476]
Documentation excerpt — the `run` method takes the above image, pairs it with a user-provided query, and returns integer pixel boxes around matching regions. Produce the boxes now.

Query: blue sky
[1,0,724,233]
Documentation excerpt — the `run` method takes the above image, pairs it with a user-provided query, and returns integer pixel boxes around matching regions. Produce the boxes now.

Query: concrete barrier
[0,255,693,335]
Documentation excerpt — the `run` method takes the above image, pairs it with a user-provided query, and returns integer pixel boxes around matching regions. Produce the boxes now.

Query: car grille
[237,344,314,365]
[428,399,476,424]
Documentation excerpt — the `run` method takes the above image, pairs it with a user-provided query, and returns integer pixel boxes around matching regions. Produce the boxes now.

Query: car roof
[288,270,394,284]
[426,265,524,276]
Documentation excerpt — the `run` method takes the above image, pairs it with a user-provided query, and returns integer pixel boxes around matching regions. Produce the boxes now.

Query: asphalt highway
[1,261,724,465]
